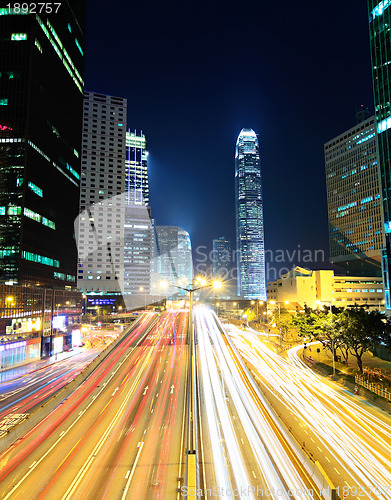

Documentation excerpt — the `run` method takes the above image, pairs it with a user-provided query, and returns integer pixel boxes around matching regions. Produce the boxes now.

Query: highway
[195,308,321,499]
[0,310,189,500]
[0,327,121,425]
[227,323,391,500]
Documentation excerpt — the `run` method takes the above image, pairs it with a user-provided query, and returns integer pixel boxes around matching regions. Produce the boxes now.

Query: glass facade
[325,116,384,276]
[126,130,149,206]
[368,0,391,308]
[154,226,193,297]
[0,2,85,287]
[235,128,266,300]
[212,236,231,279]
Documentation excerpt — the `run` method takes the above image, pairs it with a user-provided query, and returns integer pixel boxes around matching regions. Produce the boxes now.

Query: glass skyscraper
[0,3,85,287]
[126,130,149,206]
[368,0,391,308]
[212,236,231,279]
[325,115,383,276]
[235,128,266,300]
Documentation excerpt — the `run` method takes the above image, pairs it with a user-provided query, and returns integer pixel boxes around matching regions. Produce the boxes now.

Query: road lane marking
[317,446,322,452]
[325,456,330,462]
[345,481,351,488]
[121,442,144,499]
[29,461,36,468]
[125,470,130,479]
[334,468,340,475]
[252,471,256,479]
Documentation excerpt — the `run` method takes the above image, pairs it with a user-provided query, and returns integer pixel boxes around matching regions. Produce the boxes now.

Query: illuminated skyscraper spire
[235,128,266,300]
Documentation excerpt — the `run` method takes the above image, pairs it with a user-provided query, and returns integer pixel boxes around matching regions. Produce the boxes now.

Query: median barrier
[0,313,158,455]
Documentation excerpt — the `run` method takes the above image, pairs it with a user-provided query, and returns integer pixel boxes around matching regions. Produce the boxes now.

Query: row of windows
[22,251,59,268]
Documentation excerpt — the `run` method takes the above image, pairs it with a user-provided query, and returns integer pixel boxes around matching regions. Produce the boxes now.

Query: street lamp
[160,277,223,458]
[269,300,289,345]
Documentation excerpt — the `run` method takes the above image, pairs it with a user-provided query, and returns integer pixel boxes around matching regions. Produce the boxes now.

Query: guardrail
[355,375,391,402]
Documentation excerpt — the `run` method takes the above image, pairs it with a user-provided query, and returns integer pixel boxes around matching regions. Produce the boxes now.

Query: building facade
[267,266,384,311]
[235,128,266,300]
[126,130,149,205]
[0,3,85,287]
[154,226,193,296]
[77,92,127,294]
[212,236,231,279]
[325,115,384,276]
[368,0,391,309]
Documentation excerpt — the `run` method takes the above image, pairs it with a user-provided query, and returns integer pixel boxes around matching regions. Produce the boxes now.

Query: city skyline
[85,0,373,275]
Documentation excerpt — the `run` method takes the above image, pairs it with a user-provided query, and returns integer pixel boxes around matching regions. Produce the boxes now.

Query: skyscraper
[126,130,149,205]
[77,92,127,294]
[325,114,383,276]
[154,226,193,296]
[235,128,266,300]
[123,130,152,299]
[0,3,86,287]
[212,236,231,279]
[368,0,391,308]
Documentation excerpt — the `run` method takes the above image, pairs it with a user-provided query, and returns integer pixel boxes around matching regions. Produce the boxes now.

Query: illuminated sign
[88,298,116,305]
[0,124,13,131]
[0,341,26,352]
[52,315,66,329]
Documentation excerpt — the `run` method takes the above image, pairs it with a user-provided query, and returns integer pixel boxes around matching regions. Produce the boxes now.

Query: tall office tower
[235,128,266,300]
[126,130,149,205]
[0,3,86,287]
[154,226,193,296]
[325,115,383,276]
[368,1,391,308]
[212,236,231,279]
[122,130,152,300]
[77,92,127,293]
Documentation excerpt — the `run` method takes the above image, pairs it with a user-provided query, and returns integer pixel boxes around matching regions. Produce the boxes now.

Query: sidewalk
[297,342,391,377]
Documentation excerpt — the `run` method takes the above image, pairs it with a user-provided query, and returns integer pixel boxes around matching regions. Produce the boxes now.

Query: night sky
[85,0,374,278]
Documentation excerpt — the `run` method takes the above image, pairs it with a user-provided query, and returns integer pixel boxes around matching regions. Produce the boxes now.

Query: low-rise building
[267,266,384,311]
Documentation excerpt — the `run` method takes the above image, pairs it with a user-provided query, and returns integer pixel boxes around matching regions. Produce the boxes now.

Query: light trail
[196,307,320,499]
[227,323,391,499]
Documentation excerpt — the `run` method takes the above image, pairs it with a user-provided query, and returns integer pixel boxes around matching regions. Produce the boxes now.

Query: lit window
[11,33,27,41]
[0,99,8,105]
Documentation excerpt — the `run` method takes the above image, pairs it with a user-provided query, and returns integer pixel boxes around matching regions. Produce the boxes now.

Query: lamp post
[316,299,335,376]
[269,300,289,346]
[160,277,222,456]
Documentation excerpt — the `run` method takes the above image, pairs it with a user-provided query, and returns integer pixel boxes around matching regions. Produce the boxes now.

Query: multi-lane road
[0,328,120,425]
[0,307,390,499]
[0,311,189,499]
[195,308,321,500]
[227,321,391,500]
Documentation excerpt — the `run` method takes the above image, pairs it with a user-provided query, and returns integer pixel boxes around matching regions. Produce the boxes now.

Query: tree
[276,309,295,341]
[293,305,348,364]
[338,307,385,373]
[244,308,257,322]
